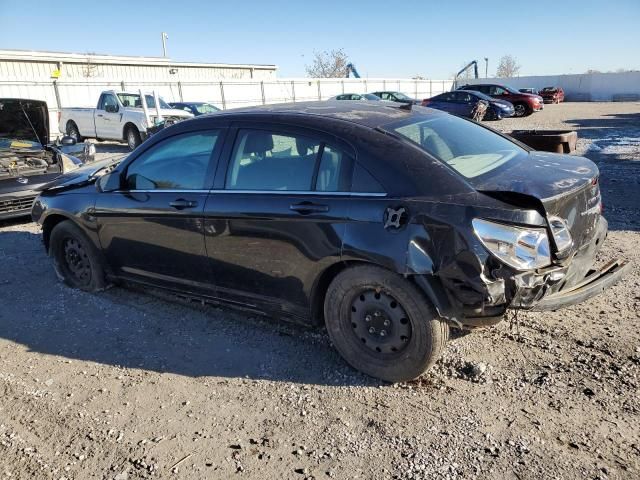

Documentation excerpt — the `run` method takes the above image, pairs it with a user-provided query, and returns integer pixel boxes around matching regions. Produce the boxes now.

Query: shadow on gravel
[0,215,33,229]
[565,112,640,232]
[566,112,640,135]
[0,230,377,387]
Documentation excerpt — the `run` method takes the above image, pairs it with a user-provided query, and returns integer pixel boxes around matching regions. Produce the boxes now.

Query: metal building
[0,49,278,134]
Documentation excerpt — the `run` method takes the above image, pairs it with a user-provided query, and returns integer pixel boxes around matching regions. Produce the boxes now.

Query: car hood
[0,98,49,145]
[39,157,123,192]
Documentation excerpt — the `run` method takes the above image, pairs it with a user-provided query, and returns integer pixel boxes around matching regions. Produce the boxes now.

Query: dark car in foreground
[31,102,629,382]
[539,86,565,104]
[459,83,544,117]
[422,90,515,120]
[169,101,221,116]
[0,98,90,220]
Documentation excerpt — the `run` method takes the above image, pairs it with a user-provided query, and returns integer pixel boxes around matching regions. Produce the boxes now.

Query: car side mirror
[60,135,76,146]
[96,172,121,193]
[105,104,118,113]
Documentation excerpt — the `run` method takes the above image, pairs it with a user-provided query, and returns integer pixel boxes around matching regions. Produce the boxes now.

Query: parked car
[519,88,538,95]
[422,90,515,120]
[539,86,565,104]
[32,102,629,382]
[371,91,420,104]
[0,98,91,220]
[458,84,544,117]
[329,93,381,101]
[169,101,221,116]
[59,91,193,151]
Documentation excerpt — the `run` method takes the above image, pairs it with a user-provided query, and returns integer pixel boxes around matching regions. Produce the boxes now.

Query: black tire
[125,125,142,150]
[513,102,531,117]
[49,220,108,292]
[324,265,449,382]
[66,121,83,142]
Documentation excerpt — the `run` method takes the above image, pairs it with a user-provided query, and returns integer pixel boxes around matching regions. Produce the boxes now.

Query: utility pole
[484,57,489,78]
[161,32,169,57]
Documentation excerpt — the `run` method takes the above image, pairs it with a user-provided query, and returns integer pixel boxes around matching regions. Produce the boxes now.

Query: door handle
[289,202,329,214]
[96,114,103,117]
[169,198,198,210]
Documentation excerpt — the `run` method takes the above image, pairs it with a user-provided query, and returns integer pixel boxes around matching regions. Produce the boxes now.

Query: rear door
[95,93,121,140]
[94,127,226,292]
[203,124,354,319]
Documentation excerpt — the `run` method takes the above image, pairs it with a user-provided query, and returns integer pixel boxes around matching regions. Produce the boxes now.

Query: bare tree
[496,55,521,78]
[305,49,350,78]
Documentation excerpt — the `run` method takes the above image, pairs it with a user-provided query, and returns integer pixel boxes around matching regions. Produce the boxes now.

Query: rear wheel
[66,121,83,142]
[49,220,108,292]
[125,125,142,150]
[324,265,449,382]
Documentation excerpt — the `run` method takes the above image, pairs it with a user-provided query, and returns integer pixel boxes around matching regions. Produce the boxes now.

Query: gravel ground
[1,102,639,480]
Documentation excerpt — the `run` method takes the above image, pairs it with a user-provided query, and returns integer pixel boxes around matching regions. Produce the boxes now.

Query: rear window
[386,114,527,179]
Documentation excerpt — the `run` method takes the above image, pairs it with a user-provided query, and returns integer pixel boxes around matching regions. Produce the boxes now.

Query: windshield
[194,103,220,114]
[117,93,171,109]
[363,94,382,101]
[387,114,527,179]
[504,85,520,94]
[541,87,556,92]
[393,92,411,100]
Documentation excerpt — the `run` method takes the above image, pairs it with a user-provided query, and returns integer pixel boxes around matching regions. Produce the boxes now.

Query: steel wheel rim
[68,126,79,140]
[62,237,91,285]
[128,131,137,149]
[349,289,412,355]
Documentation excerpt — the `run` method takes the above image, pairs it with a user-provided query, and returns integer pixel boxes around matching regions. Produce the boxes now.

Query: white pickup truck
[59,90,193,150]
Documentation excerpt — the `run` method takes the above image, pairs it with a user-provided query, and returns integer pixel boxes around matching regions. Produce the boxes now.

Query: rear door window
[225,129,352,192]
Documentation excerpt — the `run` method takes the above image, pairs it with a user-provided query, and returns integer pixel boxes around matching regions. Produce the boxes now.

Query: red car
[458,83,544,117]
[539,86,565,104]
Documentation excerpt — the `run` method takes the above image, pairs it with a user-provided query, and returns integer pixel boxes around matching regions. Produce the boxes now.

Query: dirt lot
[1,102,639,480]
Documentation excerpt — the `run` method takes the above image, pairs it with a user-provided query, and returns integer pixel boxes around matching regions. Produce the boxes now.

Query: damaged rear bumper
[531,259,630,311]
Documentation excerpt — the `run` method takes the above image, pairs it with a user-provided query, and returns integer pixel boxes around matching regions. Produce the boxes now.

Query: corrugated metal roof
[0,49,277,70]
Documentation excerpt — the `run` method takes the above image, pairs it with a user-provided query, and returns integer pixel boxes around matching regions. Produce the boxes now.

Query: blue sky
[1,0,638,78]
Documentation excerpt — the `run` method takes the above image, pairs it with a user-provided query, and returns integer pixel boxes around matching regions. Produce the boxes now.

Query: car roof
[213,101,427,128]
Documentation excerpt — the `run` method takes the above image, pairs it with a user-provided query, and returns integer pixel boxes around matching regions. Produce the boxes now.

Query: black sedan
[31,102,629,382]
[422,90,515,120]
[169,101,221,116]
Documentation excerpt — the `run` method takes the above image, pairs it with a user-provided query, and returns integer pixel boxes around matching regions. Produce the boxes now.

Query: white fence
[463,71,640,102]
[0,77,455,136]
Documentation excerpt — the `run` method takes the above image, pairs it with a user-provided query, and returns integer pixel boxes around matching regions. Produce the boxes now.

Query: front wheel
[49,220,108,292]
[125,125,142,150]
[513,102,531,117]
[324,265,449,382]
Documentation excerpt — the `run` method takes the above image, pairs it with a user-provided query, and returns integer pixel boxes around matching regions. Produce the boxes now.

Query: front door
[203,126,353,318]
[94,128,225,292]
[95,92,121,140]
